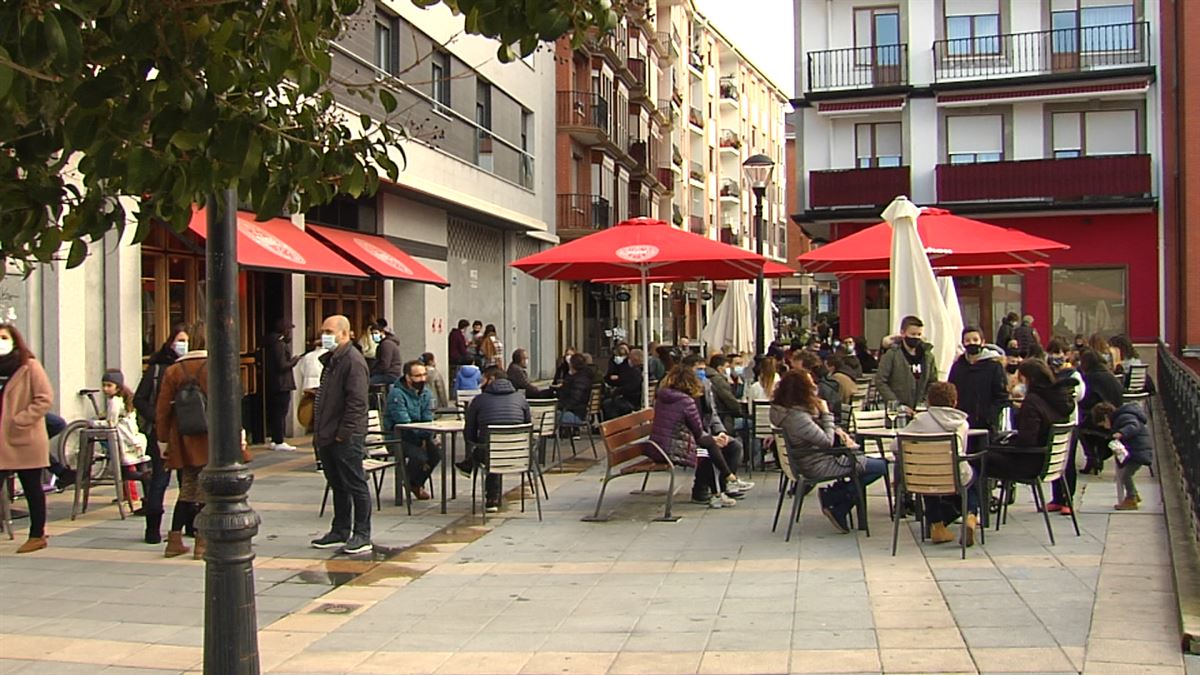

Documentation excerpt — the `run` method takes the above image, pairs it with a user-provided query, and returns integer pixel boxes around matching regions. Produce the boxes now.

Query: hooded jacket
[895,406,973,484]
[947,353,1009,430]
[649,387,707,467]
[1112,403,1152,466]
[1013,379,1076,448]
[454,364,483,392]
[384,379,434,444]
[875,342,938,409]
[372,333,404,378]
[465,378,531,447]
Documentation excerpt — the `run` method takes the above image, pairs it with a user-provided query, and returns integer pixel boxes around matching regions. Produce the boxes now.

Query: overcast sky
[694,0,795,98]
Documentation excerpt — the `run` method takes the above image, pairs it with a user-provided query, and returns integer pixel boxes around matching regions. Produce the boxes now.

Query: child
[1091,402,1153,510]
[100,370,151,480]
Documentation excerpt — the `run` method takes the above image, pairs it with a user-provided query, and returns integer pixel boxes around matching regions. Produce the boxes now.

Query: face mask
[733,366,744,377]
[173,341,189,357]
[1048,356,1065,369]
[1014,383,1027,397]
[844,342,855,352]
[964,344,982,356]
[904,337,922,350]
[1006,363,1019,374]
[832,341,841,350]
[371,333,382,344]
[321,334,337,350]
[613,356,626,365]
[411,380,426,392]
[0,338,12,357]
[696,369,708,381]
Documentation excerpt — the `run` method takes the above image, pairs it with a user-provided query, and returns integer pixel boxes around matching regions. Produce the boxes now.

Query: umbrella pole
[641,268,651,409]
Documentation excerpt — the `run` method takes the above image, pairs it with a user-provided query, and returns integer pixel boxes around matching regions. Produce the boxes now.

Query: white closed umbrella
[884,196,956,381]
[938,276,965,368]
[702,279,756,355]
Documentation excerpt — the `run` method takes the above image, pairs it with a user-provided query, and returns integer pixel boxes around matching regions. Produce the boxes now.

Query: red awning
[188,209,366,278]
[307,225,448,287]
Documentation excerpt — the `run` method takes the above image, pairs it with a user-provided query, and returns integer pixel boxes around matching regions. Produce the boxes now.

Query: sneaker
[717,493,738,507]
[724,490,745,499]
[341,534,373,555]
[1059,505,1073,516]
[485,504,500,513]
[272,442,297,452]
[310,532,348,549]
[728,479,756,492]
[454,460,474,478]
[706,496,725,509]
[818,488,850,534]
[1043,502,1064,513]
[691,491,713,505]
[1113,496,1139,511]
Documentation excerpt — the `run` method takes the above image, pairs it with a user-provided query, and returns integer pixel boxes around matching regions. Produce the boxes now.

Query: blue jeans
[559,411,586,426]
[824,457,887,517]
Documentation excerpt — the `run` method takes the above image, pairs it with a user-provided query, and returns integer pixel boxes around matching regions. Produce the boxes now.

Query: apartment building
[554,0,789,356]
[1,1,558,427]
[792,0,1161,347]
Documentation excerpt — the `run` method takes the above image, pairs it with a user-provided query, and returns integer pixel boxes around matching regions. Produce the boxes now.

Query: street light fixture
[743,153,775,357]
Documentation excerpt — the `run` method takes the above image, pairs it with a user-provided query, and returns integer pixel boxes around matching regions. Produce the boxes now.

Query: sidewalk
[0,443,1195,674]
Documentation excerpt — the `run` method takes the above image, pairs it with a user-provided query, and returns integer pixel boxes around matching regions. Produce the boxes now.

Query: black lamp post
[199,190,262,674]
[743,153,775,357]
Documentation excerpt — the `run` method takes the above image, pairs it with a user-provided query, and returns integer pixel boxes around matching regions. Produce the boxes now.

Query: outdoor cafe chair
[770,427,869,543]
[891,431,986,560]
[994,422,1080,545]
[470,423,541,524]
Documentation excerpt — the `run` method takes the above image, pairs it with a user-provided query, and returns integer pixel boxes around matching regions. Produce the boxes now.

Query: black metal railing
[934,22,1150,81]
[557,194,612,230]
[1157,344,1200,541]
[555,90,610,134]
[807,43,908,91]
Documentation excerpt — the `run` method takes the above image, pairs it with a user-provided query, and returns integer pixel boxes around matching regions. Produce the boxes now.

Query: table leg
[450,433,458,500]
[440,432,448,515]
[393,443,404,507]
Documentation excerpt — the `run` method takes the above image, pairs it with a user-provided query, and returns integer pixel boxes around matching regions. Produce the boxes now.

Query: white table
[393,419,466,514]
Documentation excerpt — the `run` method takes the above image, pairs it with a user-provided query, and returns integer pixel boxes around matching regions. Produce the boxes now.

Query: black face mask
[964,344,982,356]
[903,337,923,350]
[410,380,426,392]
[1048,356,1065,369]
[1006,364,1019,374]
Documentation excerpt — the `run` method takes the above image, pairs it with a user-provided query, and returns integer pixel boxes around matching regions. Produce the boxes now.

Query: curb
[1153,397,1200,654]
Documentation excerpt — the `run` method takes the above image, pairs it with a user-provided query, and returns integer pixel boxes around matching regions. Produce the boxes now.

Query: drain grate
[309,602,361,615]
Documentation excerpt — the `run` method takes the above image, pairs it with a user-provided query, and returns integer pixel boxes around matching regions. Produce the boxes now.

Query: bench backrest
[588,383,603,417]
[599,408,658,466]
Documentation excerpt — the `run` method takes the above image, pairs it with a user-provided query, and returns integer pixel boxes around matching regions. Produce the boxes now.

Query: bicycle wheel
[57,421,111,482]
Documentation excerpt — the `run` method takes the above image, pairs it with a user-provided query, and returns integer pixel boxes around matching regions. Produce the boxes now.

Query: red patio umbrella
[511,217,769,403]
[834,262,1049,279]
[590,260,795,284]
[797,207,1068,273]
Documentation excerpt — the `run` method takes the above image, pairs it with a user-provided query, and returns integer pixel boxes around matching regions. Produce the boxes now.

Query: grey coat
[769,403,860,481]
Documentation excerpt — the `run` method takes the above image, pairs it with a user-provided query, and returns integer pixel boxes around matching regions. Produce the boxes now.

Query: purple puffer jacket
[647,387,708,467]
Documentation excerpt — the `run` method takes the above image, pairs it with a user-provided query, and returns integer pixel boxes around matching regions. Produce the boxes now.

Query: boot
[16,536,48,554]
[164,531,190,558]
[144,511,163,545]
[1113,496,1139,511]
[930,522,955,544]
[192,534,207,560]
[961,514,979,547]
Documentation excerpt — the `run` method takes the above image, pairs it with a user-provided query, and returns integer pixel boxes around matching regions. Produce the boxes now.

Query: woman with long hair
[743,356,779,402]
[133,324,189,544]
[0,323,55,553]
[987,359,1077,483]
[1078,348,1125,475]
[769,369,886,533]
[155,323,210,559]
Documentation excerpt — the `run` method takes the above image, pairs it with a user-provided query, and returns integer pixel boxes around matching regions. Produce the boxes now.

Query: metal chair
[891,432,985,560]
[553,384,601,463]
[71,426,132,520]
[471,423,541,524]
[0,473,14,540]
[995,423,1080,545]
[528,398,557,498]
[770,427,869,542]
[853,409,895,516]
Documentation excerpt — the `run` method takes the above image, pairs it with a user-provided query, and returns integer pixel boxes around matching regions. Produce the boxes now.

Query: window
[947,114,1003,163]
[1052,109,1138,158]
[519,109,534,189]
[1051,1,1135,53]
[475,79,493,171]
[854,7,901,65]
[945,0,1000,56]
[1051,267,1126,337]
[855,122,902,168]
[431,50,450,108]
[374,14,397,75]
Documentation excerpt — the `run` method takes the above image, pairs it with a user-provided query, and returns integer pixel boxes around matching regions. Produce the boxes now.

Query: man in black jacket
[460,367,531,512]
[369,321,404,386]
[263,319,300,452]
[947,326,1009,434]
[507,348,546,398]
[311,314,373,555]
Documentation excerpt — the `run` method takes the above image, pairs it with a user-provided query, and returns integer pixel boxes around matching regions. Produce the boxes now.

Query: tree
[0,0,618,275]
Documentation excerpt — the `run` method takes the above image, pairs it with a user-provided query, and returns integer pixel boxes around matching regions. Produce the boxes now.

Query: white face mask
[173,341,189,357]
[844,342,855,352]
[0,338,12,357]
[613,356,626,365]
[321,334,337,350]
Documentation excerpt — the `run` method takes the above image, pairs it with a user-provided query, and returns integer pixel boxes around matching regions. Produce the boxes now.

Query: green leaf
[42,12,68,67]
[379,88,397,114]
[240,133,264,178]
[0,47,12,100]
[169,130,207,150]
[342,162,365,197]
[66,238,88,268]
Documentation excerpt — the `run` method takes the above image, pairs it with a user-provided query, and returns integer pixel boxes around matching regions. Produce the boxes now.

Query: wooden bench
[581,408,680,523]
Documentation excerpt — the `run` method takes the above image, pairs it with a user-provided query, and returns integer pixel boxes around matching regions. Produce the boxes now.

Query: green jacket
[874,343,938,409]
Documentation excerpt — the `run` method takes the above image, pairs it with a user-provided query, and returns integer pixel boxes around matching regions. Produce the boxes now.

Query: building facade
[1,1,559,429]
[553,0,790,358]
[792,0,1162,348]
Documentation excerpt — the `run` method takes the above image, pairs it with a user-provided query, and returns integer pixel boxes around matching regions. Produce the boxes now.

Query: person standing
[310,315,373,555]
[947,326,1009,433]
[263,319,300,452]
[0,323,55,553]
[421,352,450,409]
[1013,315,1042,356]
[996,312,1019,350]
[155,324,210,559]
[460,366,532,512]
[133,325,188,544]
[449,319,471,389]
[294,337,329,434]
[369,321,403,387]
[384,360,440,501]
[875,315,937,414]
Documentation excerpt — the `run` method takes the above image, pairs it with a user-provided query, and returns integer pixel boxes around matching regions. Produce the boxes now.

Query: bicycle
[56,389,112,482]
[57,389,135,519]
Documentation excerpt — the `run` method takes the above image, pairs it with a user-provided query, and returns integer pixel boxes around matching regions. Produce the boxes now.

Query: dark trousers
[467,443,505,505]
[266,390,293,444]
[692,437,741,497]
[403,437,442,491]
[6,469,47,537]
[318,435,371,538]
[141,434,171,516]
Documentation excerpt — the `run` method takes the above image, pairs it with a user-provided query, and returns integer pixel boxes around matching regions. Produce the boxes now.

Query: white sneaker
[729,479,755,492]
[717,493,738,507]
[706,496,725,509]
[272,442,297,452]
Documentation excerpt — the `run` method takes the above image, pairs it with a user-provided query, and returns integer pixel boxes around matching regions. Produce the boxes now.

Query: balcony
[808,166,911,209]
[657,30,681,57]
[557,194,612,234]
[556,90,610,145]
[933,22,1150,83]
[629,139,656,174]
[688,215,706,235]
[936,154,1152,203]
[671,143,683,168]
[719,227,737,246]
[688,160,705,185]
[656,167,675,192]
[688,105,704,130]
[806,44,908,93]
[628,58,648,100]
[688,49,704,74]
[718,129,741,151]
[719,77,739,102]
[719,178,740,201]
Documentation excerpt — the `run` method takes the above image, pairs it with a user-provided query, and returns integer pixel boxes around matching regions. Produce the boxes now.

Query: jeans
[1116,462,1142,501]
[266,390,292,444]
[922,482,981,525]
[467,443,504,504]
[402,437,442,491]
[822,457,888,517]
[559,411,586,426]
[318,435,371,538]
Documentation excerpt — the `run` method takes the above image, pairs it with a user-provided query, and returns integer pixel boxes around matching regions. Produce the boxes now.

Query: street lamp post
[199,190,262,674]
[743,153,776,357]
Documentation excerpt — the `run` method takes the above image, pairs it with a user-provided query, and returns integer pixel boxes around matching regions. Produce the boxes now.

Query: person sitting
[454,363,483,393]
[683,355,750,498]
[770,369,887,534]
[603,345,640,417]
[894,382,979,546]
[986,359,1076,483]
[384,360,440,500]
[797,351,843,426]
[459,366,531,513]
[556,353,593,428]
[1078,348,1124,475]
[369,322,404,387]
[1090,401,1152,511]
[704,354,743,433]
[507,348,547,398]
[743,355,780,402]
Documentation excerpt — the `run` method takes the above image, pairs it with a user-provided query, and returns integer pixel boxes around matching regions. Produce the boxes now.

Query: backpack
[173,363,208,436]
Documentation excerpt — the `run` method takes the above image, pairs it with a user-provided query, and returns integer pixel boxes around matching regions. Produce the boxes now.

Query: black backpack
[173,363,208,436]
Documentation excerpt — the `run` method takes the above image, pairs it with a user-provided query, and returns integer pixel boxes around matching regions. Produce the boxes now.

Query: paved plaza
[0,443,1196,675]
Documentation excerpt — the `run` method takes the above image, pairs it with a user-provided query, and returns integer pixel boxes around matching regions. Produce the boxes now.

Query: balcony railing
[719,129,741,149]
[807,44,908,92]
[557,194,612,230]
[656,167,674,189]
[1157,343,1200,543]
[719,77,739,101]
[933,22,1150,82]
[556,90,610,134]
[688,106,704,129]
[719,179,739,198]
[936,154,1151,202]
[719,227,737,245]
[809,166,910,209]
[688,160,704,183]
[688,215,705,235]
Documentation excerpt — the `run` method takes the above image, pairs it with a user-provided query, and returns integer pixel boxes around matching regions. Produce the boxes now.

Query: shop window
[947,114,1003,164]
[855,122,902,168]
[945,0,1000,56]
[1051,267,1126,338]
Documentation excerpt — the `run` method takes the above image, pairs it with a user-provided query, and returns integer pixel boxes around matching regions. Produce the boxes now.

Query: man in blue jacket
[384,360,440,501]
[459,366,531,512]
